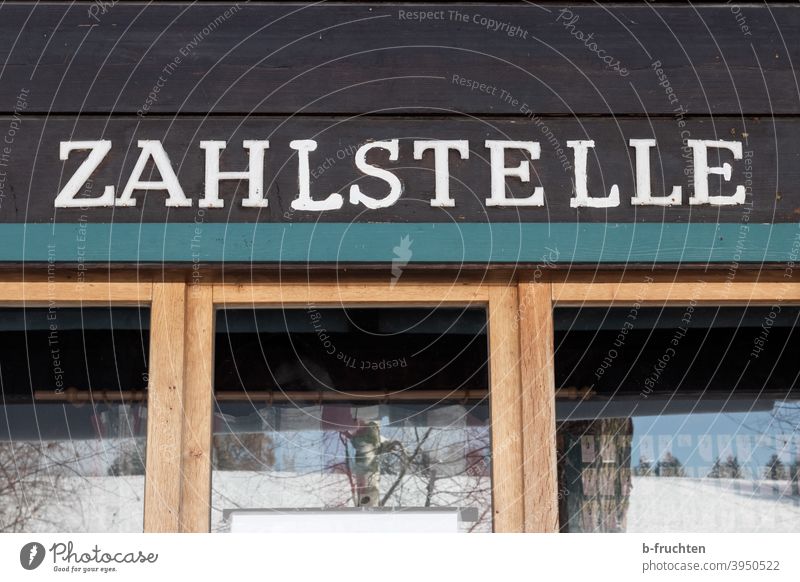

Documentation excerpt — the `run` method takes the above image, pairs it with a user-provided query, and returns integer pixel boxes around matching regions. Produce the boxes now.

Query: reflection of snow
[628,477,800,532]
[211,421,492,533]
[0,438,146,533]
[1,471,490,533]
[211,471,492,533]
[1,475,145,533]
[9,474,800,533]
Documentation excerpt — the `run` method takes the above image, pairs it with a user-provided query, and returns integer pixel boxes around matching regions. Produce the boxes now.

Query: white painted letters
[688,139,746,205]
[54,137,752,211]
[484,140,544,207]
[568,140,620,208]
[629,138,682,206]
[413,140,469,207]
[116,140,191,207]
[349,140,402,209]
[54,141,115,208]
[290,140,344,211]
[200,140,270,208]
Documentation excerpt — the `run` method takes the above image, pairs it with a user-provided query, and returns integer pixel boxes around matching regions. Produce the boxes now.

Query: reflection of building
[558,419,633,533]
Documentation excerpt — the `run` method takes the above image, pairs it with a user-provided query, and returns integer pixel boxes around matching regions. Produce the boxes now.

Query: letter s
[349,140,402,209]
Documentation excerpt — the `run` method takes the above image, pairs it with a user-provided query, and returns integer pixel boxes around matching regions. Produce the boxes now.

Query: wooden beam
[34,387,586,403]
[553,279,800,306]
[144,282,186,532]
[213,283,489,306]
[36,389,487,403]
[0,281,151,304]
[519,282,558,532]
[487,286,524,532]
[179,284,215,533]
[35,388,487,403]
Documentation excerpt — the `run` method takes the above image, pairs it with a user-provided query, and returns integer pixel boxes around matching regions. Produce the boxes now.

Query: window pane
[0,307,149,532]
[555,306,800,533]
[212,307,491,532]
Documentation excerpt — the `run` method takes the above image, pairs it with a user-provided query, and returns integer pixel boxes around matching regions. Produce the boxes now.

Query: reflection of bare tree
[0,439,146,532]
[211,420,493,532]
[340,422,492,530]
[736,402,800,493]
[340,420,431,507]
[772,401,800,425]
[378,427,431,506]
[0,442,64,532]
[108,439,147,476]
[769,402,800,495]
[213,433,275,471]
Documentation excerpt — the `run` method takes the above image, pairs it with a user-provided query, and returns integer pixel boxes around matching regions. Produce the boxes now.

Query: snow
[6,473,799,533]
[627,476,800,532]
[2,475,145,533]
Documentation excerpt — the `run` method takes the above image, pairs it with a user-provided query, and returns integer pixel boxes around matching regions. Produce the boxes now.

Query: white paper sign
[228,509,461,533]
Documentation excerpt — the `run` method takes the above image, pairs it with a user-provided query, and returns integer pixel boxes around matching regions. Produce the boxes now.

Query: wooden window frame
[178,281,534,533]
[0,277,195,534]
[0,277,527,533]
[4,271,792,533]
[0,279,160,528]
[520,270,800,533]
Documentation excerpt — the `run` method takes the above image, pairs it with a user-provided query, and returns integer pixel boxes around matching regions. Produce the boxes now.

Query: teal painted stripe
[0,222,799,263]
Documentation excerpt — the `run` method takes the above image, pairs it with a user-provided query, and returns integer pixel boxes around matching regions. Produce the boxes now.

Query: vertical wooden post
[488,285,525,532]
[518,281,558,532]
[180,284,215,532]
[144,282,186,532]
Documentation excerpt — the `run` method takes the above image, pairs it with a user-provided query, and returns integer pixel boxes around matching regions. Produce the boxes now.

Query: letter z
[55,140,115,207]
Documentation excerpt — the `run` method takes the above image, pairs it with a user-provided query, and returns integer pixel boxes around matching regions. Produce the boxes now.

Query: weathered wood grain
[179,284,214,532]
[144,282,186,532]
[519,281,558,532]
[0,3,797,115]
[488,285,525,532]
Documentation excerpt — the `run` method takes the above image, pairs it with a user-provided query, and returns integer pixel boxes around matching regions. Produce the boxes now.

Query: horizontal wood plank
[0,3,797,115]
[213,283,489,305]
[553,280,800,305]
[0,281,151,303]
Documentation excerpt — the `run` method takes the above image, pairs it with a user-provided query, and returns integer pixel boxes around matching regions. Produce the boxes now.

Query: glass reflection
[0,403,147,532]
[0,306,149,533]
[212,307,492,533]
[211,402,492,532]
[558,402,800,532]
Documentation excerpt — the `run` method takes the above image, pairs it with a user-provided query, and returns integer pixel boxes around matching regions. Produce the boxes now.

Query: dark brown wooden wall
[1,3,797,115]
[0,2,797,225]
